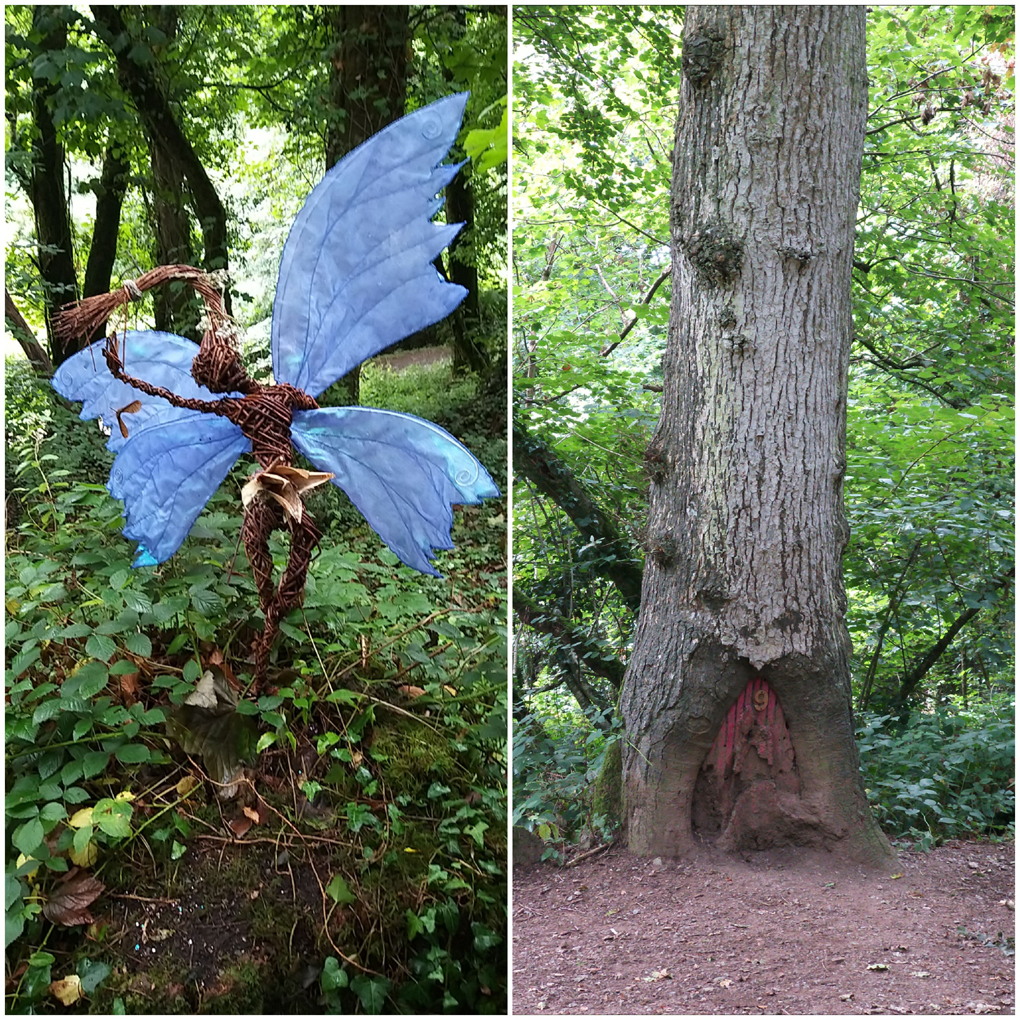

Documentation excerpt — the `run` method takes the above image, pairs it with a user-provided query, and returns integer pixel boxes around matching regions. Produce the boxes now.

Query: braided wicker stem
[76,274,327,693]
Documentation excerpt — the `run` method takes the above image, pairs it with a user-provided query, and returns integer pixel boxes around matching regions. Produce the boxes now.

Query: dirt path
[512,839,1014,1015]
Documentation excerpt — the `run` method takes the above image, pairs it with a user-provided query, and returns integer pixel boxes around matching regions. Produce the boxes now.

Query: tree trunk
[619,6,894,868]
[320,5,409,405]
[91,5,231,306]
[82,145,131,300]
[141,6,201,340]
[29,5,80,366]
[5,289,53,375]
[514,416,644,614]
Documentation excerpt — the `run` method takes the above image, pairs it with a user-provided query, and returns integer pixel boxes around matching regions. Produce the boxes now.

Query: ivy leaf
[350,975,391,1013]
[325,874,357,905]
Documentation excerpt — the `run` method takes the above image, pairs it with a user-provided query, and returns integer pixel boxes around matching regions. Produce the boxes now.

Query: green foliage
[6,356,506,1011]
[857,703,1015,849]
[512,692,619,852]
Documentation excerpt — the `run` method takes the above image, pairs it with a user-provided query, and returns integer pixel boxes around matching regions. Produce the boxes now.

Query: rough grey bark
[620,6,894,867]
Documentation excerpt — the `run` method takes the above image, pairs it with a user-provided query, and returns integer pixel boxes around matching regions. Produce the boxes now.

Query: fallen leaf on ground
[176,775,200,797]
[228,814,252,837]
[119,671,141,703]
[43,874,105,926]
[50,975,84,1005]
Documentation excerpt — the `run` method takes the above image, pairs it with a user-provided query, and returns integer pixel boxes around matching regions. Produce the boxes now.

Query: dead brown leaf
[228,814,252,838]
[49,975,84,1006]
[119,671,140,704]
[42,873,105,927]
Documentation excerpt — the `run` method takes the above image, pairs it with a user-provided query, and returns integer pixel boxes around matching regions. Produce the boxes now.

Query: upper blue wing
[52,330,249,565]
[271,93,470,397]
[290,406,499,577]
[52,330,234,452]
[107,409,250,566]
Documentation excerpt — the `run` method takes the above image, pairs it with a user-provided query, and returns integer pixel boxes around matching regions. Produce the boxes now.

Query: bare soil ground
[512,839,1014,1015]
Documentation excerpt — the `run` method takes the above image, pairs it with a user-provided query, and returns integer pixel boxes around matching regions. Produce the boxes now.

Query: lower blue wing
[290,407,499,576]
[52,331,235,452]
[106,409,250,566]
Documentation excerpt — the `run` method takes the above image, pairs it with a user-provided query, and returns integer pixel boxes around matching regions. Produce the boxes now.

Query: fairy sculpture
[53,93,499,690]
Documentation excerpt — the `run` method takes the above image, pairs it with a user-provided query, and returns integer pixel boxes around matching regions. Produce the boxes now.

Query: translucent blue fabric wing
[106,409,250,567]
[272,93,470,397]
[290,406,499,576]
[52,331,233,453]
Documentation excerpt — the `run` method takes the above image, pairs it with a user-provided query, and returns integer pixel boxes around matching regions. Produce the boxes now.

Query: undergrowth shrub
[512,695,619,856]
[857,705,1015,849]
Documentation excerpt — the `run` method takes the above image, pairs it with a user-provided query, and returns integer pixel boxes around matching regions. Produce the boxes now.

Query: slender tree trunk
[80,144,132,342]
[29,5,80,366]
[320,5,409,405]
[142,6,201,339]
[620,7,894,868]
[82,146,131,300]
[91,5,231,307]
[437,10,485,374]
[5,290,53,375]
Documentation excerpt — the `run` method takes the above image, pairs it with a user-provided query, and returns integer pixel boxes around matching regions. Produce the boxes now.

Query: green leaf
[114,743,151,765]
[82,751,111,779]
[86,634,118,662]
[78,958,112,995]
[321,956,348,992]
[124,632,152,657]
[350,974,391,1013]
[93,798,132,839]
[12,818,45,856]
[325,874,357,905]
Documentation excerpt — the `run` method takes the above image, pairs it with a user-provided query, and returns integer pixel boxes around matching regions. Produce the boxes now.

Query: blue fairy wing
[106,409,250,567]
[290,407,499,576]
[272,93,470,397]
[52,330,232,452]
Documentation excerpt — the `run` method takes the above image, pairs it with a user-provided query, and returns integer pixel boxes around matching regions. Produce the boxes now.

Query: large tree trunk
[29,5,80,366]
[320,5,409,405]
[619,7,894,868]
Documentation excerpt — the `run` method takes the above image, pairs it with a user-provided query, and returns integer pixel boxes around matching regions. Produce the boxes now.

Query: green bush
[512,697,619,853]
[6,371,507,1012]
[857,705,1015,849]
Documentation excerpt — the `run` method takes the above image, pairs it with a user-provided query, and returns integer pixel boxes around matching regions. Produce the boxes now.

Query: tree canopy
[6,4,508,363]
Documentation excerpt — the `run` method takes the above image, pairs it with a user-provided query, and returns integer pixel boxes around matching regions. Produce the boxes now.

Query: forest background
[5,4,508,1014]
[512,5,1014,858]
